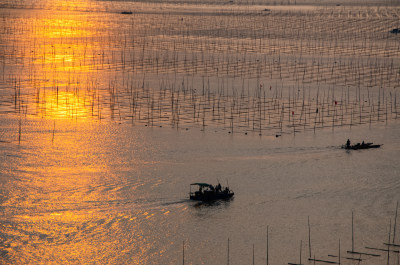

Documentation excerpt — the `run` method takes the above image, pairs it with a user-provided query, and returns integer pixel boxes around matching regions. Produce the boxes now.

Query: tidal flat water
[1,115,400,264]
[1,0,400,264]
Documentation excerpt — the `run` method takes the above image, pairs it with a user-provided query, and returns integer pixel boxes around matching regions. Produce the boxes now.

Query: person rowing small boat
[342,139,382,150]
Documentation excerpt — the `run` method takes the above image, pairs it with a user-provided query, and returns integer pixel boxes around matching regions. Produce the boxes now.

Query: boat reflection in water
[189,183,234,201]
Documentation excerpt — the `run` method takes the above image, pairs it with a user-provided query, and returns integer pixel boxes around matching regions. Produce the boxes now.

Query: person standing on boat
[346,139,351,148]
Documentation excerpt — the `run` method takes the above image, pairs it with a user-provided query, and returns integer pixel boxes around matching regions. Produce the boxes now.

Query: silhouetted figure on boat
[190,183,234,201]
[343,139,382,150]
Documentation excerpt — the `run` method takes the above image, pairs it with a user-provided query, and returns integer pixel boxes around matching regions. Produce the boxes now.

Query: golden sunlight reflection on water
[36,91,94,119]
[13,3,115,121]
[1,118,159,264]
[1,0,400,264]
[1,113,399,264]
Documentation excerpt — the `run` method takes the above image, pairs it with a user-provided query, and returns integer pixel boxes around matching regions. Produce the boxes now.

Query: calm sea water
[1,114,399,264]
[1,0,400,264]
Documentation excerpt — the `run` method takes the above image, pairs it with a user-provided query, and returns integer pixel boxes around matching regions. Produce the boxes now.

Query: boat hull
[342,143,382,150]
[190,192,234,201]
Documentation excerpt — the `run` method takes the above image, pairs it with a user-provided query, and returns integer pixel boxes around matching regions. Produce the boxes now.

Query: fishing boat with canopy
[189,183,234,201]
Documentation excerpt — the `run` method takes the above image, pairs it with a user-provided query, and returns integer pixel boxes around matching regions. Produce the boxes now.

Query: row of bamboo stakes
[9,73,399,138]
[1,4,399,136]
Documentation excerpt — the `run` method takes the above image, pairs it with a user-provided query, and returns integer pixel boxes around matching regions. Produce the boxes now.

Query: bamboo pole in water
[266,226,269,265]
[17,115,22,144]
[308,216,312,259]
[388,219,392,265]
[52,120,55,144]
[253,243,255,265]
[300,240,302,265]
[227,238,230,265]
[394,201,399,245]
[352,211,354,252]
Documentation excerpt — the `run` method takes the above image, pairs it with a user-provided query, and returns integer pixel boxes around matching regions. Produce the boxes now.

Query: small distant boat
[189,183,234,201]
[342,141,382,150]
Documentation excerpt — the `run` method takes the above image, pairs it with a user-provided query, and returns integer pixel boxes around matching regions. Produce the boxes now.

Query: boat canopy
[190,183,212,187]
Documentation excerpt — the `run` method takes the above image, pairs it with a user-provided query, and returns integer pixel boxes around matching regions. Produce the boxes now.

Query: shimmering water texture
[0,0,400,264]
